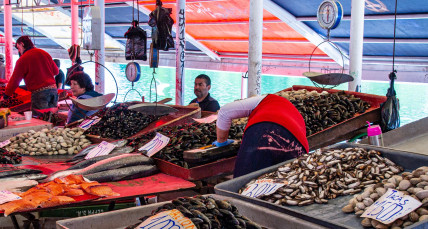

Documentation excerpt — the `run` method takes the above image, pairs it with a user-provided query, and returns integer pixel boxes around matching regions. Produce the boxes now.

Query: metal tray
[214,143,428,229]
[56,194,327,229]
[277,85,387,151]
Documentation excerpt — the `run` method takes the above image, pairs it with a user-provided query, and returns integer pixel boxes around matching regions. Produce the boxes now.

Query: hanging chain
[392,0,398,72]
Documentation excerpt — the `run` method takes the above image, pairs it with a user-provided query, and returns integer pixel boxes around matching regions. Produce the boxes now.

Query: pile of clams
[129,122,245,168]
[126,195,262,229]
[5,128,91,156]
[86,103,162,139]
[240,147,403,207]
[343,166,428,228]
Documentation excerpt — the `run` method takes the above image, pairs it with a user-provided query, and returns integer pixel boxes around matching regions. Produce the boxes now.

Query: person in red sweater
[214,94,309,177]
[5,36,59,114]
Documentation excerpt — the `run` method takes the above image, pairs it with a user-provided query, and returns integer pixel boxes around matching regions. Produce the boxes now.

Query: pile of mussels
[0,98,23,108]
[129,122,245,168]
[86,103,162,139]
[126,195,262,229]
[240,147,403,207]
[0,148,22,164]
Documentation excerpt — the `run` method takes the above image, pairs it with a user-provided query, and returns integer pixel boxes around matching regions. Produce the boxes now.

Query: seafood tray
[278,85,386,151]
[155,156,237,181]
[214,143,428,229]
[87,104,200,143]
[56,194,326,229]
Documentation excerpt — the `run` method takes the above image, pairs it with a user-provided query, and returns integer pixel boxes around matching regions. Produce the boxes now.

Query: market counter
[0,118,53,141]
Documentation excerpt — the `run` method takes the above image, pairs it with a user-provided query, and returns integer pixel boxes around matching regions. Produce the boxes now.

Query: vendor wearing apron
[214,94,309,177]
[4,36,59,114]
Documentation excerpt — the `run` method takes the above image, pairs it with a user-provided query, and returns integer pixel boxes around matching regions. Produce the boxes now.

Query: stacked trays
[214,143,428,229]
[56,194,326,229]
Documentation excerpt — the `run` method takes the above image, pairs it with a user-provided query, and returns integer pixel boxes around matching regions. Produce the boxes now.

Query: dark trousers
[31,88,58,114]
[233,122,307,178]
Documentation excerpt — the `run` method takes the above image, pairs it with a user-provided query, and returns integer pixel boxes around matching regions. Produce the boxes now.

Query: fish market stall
[0,118,53,142]
[215,143,428,228]
[57,194,325,229]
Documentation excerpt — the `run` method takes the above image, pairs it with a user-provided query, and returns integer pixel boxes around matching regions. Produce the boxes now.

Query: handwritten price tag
[79,116,101,130]
[0,139,11,148]
[85,141,117,159]
[138,133,170,157]
[0,190,22,205]
[241,179,286,198]
[138,209,196,229]
[362,189,422,224]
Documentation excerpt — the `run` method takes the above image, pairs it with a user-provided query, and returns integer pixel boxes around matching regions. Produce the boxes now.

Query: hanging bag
[124,21,147,61]
[149,4,174,51]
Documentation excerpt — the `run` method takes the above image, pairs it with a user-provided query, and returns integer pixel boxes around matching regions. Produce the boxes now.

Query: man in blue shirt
[189,74,220,112]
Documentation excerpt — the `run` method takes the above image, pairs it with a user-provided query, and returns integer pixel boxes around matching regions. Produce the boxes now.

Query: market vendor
[67,71,102,124]
[4,36,59,113]
[214,94,309,177]
[189,74,220,112]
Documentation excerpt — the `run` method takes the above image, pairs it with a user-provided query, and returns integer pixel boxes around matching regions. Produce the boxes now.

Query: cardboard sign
[0,190,22,205]
[138,133,170,157]
[0,139,11,148]
[85,141,117,159]
[362,189,422,224]
[241,179,286,198]
[138,209,196,229]
[79,116,101,130]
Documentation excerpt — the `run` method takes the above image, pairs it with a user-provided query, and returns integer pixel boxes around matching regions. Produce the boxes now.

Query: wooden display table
[0,118,53,141]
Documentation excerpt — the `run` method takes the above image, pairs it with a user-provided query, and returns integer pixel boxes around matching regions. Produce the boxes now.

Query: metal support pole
[348,0,365,92]
[94,0,105,94]
[71,0,79,45]
[248,0,263,97]
[4,0,13,80]
[175,0,185,105]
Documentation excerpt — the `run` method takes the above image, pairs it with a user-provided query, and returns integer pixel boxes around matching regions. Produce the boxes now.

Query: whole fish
[83,165,158,183]
[0,169,42,179]
[0,179,39,192]
[69,139,129,162]
[0,173,47,182]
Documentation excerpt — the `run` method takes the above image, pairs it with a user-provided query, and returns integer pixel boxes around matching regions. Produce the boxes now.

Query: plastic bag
[124,22,147,61]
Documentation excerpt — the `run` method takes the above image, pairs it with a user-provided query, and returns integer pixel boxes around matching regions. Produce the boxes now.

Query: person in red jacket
[214,94,309,177]
[4,36,59,114]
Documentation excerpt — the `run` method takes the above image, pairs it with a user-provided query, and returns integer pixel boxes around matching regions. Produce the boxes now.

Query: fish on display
[67,146,135,169]
[83,165,158,183]
[0,179,39,192]
[0,173,47,182]
[0,169,43,179]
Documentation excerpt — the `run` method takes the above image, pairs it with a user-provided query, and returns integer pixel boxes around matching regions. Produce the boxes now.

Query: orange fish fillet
[39,196,75,208]
[80,182,101,191]
[64,188,84,196]
[22,192,53,206]
[0,199,38,216]
[85,185,119,197]
[54,175,85,185]
[44,183,64,196]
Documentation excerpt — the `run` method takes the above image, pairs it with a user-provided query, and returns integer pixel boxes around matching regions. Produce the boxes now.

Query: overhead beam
[264,0,348,66]
[197,38,310,43]
[332,38,428,44]
[297,13,428,21]
[130,2,220,61]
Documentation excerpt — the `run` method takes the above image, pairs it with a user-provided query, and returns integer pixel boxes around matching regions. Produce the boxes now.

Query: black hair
[195,74,211,86]
[16,36,35,50]
[53,59,60,68]
[69,71,94,92]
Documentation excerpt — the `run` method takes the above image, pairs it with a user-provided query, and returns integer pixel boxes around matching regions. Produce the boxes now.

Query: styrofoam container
[56,194,327,229]
[215,143,428,229]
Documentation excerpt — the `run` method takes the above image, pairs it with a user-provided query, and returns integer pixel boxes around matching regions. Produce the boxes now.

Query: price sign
[362,189,422,224]
[0,190,21,205]
[241,179,287,198]
[0,139,11,148]
[138,209,196,229]
[85,141,117,159]
[79,116,101,130]
[138,133,170,157]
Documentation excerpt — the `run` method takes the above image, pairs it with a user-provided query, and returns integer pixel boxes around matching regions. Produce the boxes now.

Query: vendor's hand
[212,139,234,147]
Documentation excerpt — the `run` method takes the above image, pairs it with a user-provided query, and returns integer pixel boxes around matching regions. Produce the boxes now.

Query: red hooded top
[6,48,58,96]
[245,94,309,153]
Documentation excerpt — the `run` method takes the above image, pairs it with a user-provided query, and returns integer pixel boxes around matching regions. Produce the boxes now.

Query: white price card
[138,133,170,157]
[85,141,117,159]
[0,190,22,205]
[241,179,287,198]
[138,209,196,229]
[0,139,11,148]
[362,189,422,224]
[193,114,218,124]
[79,116,101,130]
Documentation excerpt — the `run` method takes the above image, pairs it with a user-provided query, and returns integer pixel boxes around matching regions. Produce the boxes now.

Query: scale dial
[125,62,141,82]
[317,0,343,30]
